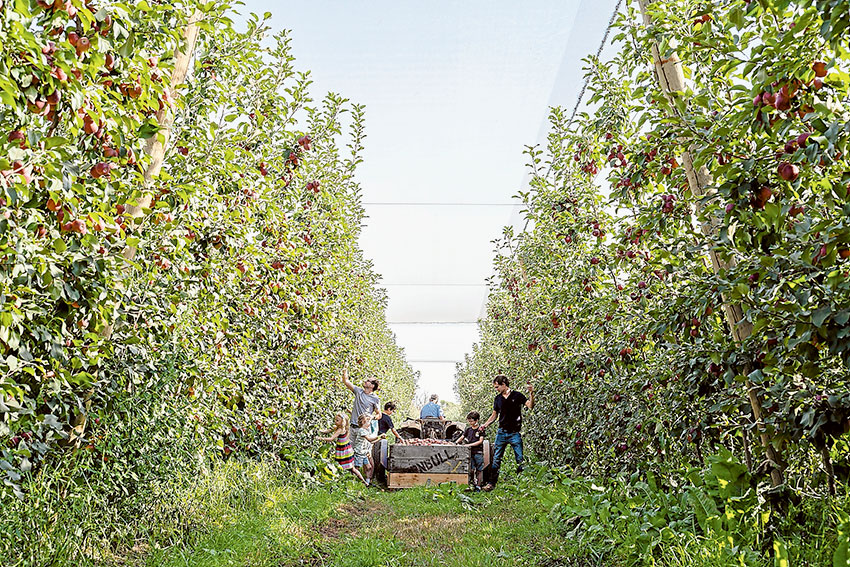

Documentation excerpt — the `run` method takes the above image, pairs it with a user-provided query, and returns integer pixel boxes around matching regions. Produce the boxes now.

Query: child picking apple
[351,413,385,486]
[316,412,367,484]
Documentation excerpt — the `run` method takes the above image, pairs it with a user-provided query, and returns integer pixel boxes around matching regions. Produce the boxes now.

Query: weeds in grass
[5,455,848,567]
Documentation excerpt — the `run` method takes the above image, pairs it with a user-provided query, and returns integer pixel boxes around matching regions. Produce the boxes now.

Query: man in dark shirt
[480,374,535,491]
[377,402,406,444]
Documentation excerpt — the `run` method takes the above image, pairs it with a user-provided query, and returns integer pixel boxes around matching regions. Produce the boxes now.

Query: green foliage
[522,457,842,566]
[0,0,415,562]
[457,0,850,493]
[836,510,850,567]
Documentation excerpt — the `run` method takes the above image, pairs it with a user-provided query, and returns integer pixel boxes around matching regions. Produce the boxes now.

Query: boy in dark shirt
[458,411,485,490]
[480,374,535,491]
[377,402,406,444]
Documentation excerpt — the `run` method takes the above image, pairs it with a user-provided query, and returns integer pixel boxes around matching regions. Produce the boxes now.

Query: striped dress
[334,430,355,470]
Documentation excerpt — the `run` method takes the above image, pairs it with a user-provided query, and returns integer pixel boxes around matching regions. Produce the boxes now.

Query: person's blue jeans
[489,428,523,485]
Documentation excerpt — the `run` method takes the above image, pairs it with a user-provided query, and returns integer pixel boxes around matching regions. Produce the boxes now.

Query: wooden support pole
[97,10,202,345]
[80,11,204,444]
[636,0,784,486]
[124,10,202,261]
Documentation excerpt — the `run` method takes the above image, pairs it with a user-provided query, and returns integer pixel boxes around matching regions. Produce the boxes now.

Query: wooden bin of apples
[371,418,493,488]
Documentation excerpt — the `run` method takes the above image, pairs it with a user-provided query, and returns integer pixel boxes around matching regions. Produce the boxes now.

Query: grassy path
[143,480,578,567]
[74,461,844,567]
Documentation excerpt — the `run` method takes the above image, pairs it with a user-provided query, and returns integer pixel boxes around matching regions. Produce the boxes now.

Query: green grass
[143,469,583,567]
[137,460,847,567]
[14,458,842,567]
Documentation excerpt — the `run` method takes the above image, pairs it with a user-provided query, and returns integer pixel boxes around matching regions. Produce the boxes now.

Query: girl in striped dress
[317,412,367,484]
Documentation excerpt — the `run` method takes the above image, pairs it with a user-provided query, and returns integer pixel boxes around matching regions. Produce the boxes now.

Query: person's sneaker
[473,485,481,492]
[516,466,524,474]
[481,484,494,492]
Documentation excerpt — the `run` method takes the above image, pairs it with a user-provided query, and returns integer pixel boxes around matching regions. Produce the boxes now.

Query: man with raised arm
[341,367,382,451]
[480,374,535,492]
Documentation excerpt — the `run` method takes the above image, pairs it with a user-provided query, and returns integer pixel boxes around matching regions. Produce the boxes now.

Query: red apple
[83,116,99,135]
[75,36,91,56]
[10,161,32,184]
[812,61,827,78]
[89,162,110,178]
[28,99,48,114]
[8,130,26,146]
[778,162,799,182]
[50,66,68,82]
[755,186,773,206]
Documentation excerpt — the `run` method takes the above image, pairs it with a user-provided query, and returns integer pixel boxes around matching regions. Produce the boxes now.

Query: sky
[240,0,620,403]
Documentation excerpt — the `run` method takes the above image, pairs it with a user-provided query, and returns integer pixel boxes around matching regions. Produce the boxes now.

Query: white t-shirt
[352,427,373,457]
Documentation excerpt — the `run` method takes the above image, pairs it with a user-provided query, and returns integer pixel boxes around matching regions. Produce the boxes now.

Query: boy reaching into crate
[352,414,385,486]
[378,402,406,444]
[458,411,486,490]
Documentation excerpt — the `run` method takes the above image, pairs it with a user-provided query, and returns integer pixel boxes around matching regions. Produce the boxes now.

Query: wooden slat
[388,445,469,475]
[388,473,468,488]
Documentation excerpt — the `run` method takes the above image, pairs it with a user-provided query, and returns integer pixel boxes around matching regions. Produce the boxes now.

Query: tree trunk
[742,426,753,473]
[821,444,835,497]
[636,0,784,487]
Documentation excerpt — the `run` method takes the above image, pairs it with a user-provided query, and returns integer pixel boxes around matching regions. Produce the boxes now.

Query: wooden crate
[387,444,469,488]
